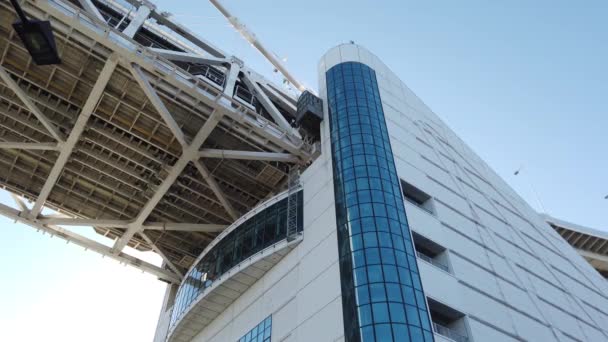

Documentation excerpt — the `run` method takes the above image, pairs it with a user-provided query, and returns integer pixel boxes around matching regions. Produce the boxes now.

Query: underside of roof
[0,0,318,283]
[545,215,608,279]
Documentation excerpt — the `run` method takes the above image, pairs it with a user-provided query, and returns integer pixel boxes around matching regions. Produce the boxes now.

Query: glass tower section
[326,62,434,342]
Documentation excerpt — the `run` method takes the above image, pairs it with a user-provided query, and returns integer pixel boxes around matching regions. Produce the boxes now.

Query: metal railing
[286,167,301,241]
[433,322,468,342]
[416,251,450,273]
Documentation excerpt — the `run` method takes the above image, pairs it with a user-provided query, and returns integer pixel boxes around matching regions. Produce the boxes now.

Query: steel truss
[0,0,315,283]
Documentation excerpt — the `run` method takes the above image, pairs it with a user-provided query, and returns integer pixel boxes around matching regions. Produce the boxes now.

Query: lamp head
[13,20,61,66]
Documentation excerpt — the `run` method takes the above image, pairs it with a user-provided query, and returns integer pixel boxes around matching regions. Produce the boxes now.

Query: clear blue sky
[1,1,606,341]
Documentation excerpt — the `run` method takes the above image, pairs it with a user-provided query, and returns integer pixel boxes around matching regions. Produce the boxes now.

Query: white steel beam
[223,61,240,97]
[36,218,226,232]
[105,0,226,58]
[122,4,152,38]
[192,159,238,221]
[29,56,119,219]
[0,142,60,150]
[0,67,64,143]
[208,0,306,91]
[130,65,187,147]
[149,48,228,66]
[78,0,106,22]
[130,63,241,225]
[241,72,299,137]
[112,110,224,254]
[10,193,28,212]
[198,148,299,163]
[37,218,129,227]
[143,222,226,232]
[0,202,180,283]
[139,231,184,279]
[260,82,297,114]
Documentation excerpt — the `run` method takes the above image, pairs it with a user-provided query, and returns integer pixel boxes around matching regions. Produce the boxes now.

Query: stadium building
[0,1,606,341]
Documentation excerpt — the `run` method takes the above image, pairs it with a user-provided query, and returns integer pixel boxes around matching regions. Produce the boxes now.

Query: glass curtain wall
[326,62,434,342]
[169,191,303,329]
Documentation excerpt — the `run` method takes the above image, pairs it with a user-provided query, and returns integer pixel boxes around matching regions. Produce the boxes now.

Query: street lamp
[9,0,61,65]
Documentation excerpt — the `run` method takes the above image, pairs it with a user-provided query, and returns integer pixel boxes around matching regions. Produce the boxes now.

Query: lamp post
[9,0,61,65]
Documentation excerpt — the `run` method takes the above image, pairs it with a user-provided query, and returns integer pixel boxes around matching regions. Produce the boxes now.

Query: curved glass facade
[169,191,303,329]
[327,62,434,342]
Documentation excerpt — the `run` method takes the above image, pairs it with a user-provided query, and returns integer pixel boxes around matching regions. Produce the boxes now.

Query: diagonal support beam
[78,0,106,22]
[193,159,238,221]
[0,142,60,150]
[198,148,300,163]
[223,61,240,97]
[10,193,28,213]
[29,56,119,219]
[0,67,64,143]
[0,202,180,283]
[111,110,224,254]
[260,82,297,113]
[130,64,187,147]
[149,48,228,66]
[139,231,184,279]
[130,63,241,224]
[241,71,300,138]
[122,4,152,38]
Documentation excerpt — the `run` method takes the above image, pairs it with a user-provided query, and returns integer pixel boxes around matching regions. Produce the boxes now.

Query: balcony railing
[416,251,450,273]
[433,322,468,342]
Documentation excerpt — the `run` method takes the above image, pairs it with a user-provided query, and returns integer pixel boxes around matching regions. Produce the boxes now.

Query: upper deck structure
[545,215,608,279]
[0,0,318,283]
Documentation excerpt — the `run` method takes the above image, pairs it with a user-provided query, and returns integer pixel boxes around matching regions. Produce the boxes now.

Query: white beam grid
[0,66,64,143]
[0,142,60,150]
[34,0,310,159]
[129,64,237,221]
[198,148,299,163]
[149,48,228,66]
[1,0,312,275]
[0,202,180,283]
[29,56,119,218]
[111,109,224,254]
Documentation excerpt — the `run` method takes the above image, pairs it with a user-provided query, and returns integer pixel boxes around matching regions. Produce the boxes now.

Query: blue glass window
[169,192,303,330]
[327,62,433,341]
[238,315,272,342]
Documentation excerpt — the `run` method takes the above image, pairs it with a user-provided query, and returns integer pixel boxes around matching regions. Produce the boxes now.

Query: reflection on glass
[327,62,433,342]
[169,191,303,329]
[238,315,272,342]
